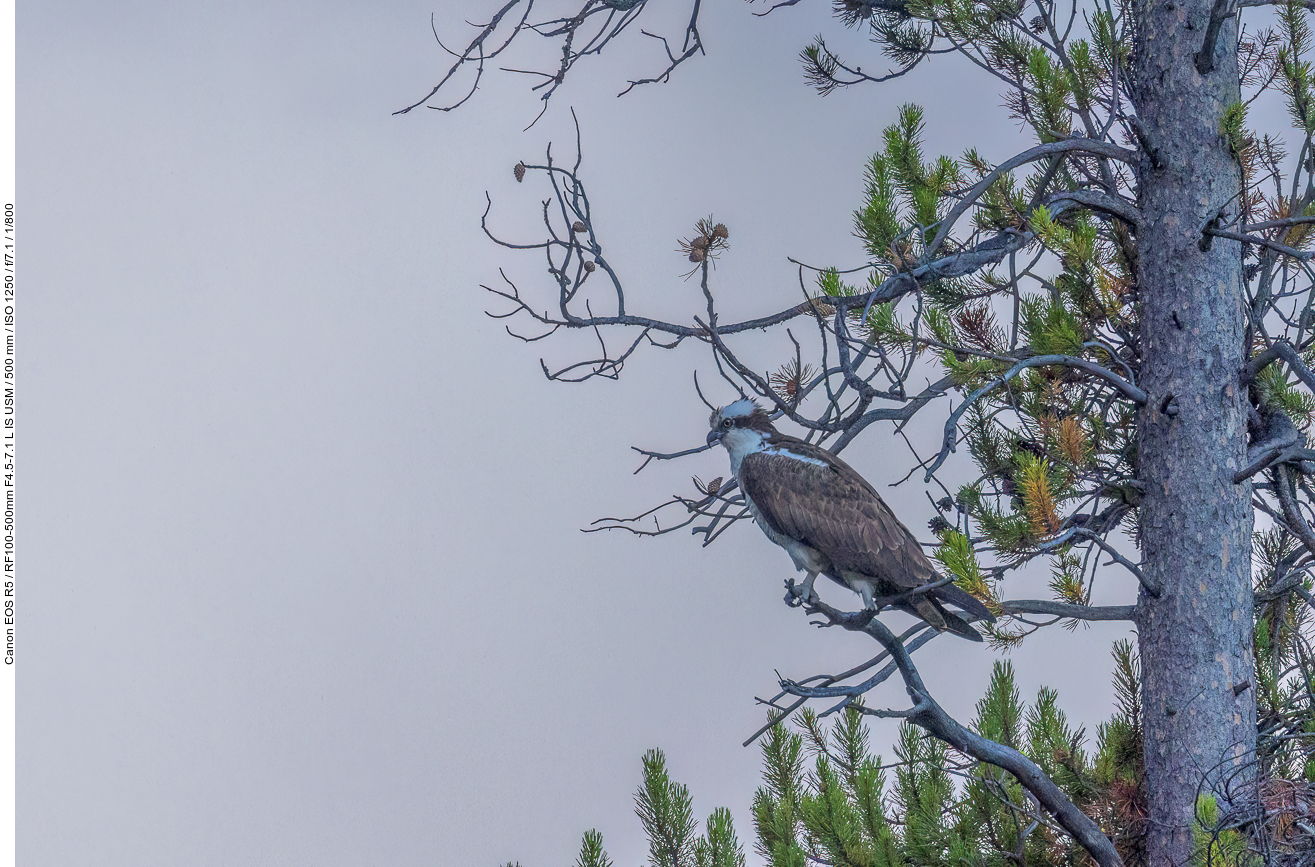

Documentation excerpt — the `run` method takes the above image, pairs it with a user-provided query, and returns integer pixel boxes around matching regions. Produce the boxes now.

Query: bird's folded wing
[738,446,938,588]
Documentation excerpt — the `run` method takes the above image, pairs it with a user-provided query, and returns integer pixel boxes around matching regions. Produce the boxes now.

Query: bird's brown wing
[737,439,939,589]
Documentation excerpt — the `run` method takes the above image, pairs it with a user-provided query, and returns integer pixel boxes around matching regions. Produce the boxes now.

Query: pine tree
[408,1,1315,864]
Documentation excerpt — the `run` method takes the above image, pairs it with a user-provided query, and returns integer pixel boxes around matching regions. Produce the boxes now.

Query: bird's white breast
[720,427,766,476]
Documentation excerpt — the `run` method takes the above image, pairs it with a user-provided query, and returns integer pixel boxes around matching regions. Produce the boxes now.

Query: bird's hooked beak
[706,428,723,447]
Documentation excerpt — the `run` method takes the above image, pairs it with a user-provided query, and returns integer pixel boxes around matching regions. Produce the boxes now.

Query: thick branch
[1243,340,1315,392]
[1001,599,1137,620]
[1046,189,1141,227]
[1194,0,1235,74]
[929,139,1139,255]
[1233,411,1315,482]
[1203,226,1314,261]
[1276,463,1315,559]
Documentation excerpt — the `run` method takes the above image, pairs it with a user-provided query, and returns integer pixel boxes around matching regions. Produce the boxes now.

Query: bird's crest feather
[710,398,775,432]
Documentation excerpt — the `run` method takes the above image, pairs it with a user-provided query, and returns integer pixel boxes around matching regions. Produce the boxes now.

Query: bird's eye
[722,418,733,428]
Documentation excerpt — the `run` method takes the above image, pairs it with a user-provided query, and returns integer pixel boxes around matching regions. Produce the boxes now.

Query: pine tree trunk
[1131,3,1257,864]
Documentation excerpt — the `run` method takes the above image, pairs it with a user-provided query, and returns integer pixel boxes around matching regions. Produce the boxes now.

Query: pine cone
[572,220,586,233]
[514,162,527,182]
[583,261,596,272]
[689,248,706,263]
[712,223,729,240]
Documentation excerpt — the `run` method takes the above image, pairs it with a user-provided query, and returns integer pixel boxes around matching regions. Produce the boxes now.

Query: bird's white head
[707,399,776,472]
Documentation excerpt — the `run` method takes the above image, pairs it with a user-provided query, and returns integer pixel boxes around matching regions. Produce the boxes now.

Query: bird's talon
[784,579,807,607]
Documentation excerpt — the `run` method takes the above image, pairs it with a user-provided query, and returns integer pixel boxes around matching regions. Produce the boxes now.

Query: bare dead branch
[395,1,533,115]
[1205,226,1315,261]
[1000,599,1137,620]
[400,1,713,120]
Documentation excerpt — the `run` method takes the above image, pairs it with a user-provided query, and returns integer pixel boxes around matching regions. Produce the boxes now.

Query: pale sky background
[22,3,1139,865]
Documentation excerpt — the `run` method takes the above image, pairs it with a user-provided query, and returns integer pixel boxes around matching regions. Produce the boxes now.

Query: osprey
[706,398,994,641]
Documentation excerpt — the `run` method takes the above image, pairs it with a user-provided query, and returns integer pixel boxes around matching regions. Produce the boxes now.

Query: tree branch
[1035,526,1161,597]
[782,597,1125,867]
[1276,463,1315,559]
[929,139,1139,255]
[1204,226,1314,261]
[1243,340,1315,391]
[1000,599,1137,620]
[1194,0,1236,74]
[926,354,1148,480]
[395,0,533,115]
[1046,189,1142,227]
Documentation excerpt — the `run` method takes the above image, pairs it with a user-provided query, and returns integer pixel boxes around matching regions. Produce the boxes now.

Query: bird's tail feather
[893,599,985,642]
[933,583,997,623]
[928,601,985,642]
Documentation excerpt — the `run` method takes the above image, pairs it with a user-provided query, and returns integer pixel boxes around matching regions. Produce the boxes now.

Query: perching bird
[706,398,994,641]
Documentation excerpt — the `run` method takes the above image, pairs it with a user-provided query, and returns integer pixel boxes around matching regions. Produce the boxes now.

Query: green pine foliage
[754,722,809,867]
[741,653,1147,867]
[694,809,745,867]
[546,628,1315,867]
[1257,364,1315,427]
[1251,526,1315,786]
[845,105,967,303]
[574,829,613,867]
[1222,101,1250,157]
[558,751,750,867]
[635,749,700,867]
[935,528,995,609]
[1278,0,1315,135]
[1194,796,1262,867]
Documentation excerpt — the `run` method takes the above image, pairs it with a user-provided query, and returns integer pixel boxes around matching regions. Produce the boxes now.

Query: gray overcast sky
[21,3,1135,865]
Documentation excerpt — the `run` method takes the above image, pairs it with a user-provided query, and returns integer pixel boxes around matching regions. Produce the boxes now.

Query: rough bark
[1131,2,1258,864]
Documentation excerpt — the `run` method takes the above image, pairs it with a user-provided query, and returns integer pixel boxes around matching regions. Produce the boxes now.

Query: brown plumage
[707,399,993,641]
